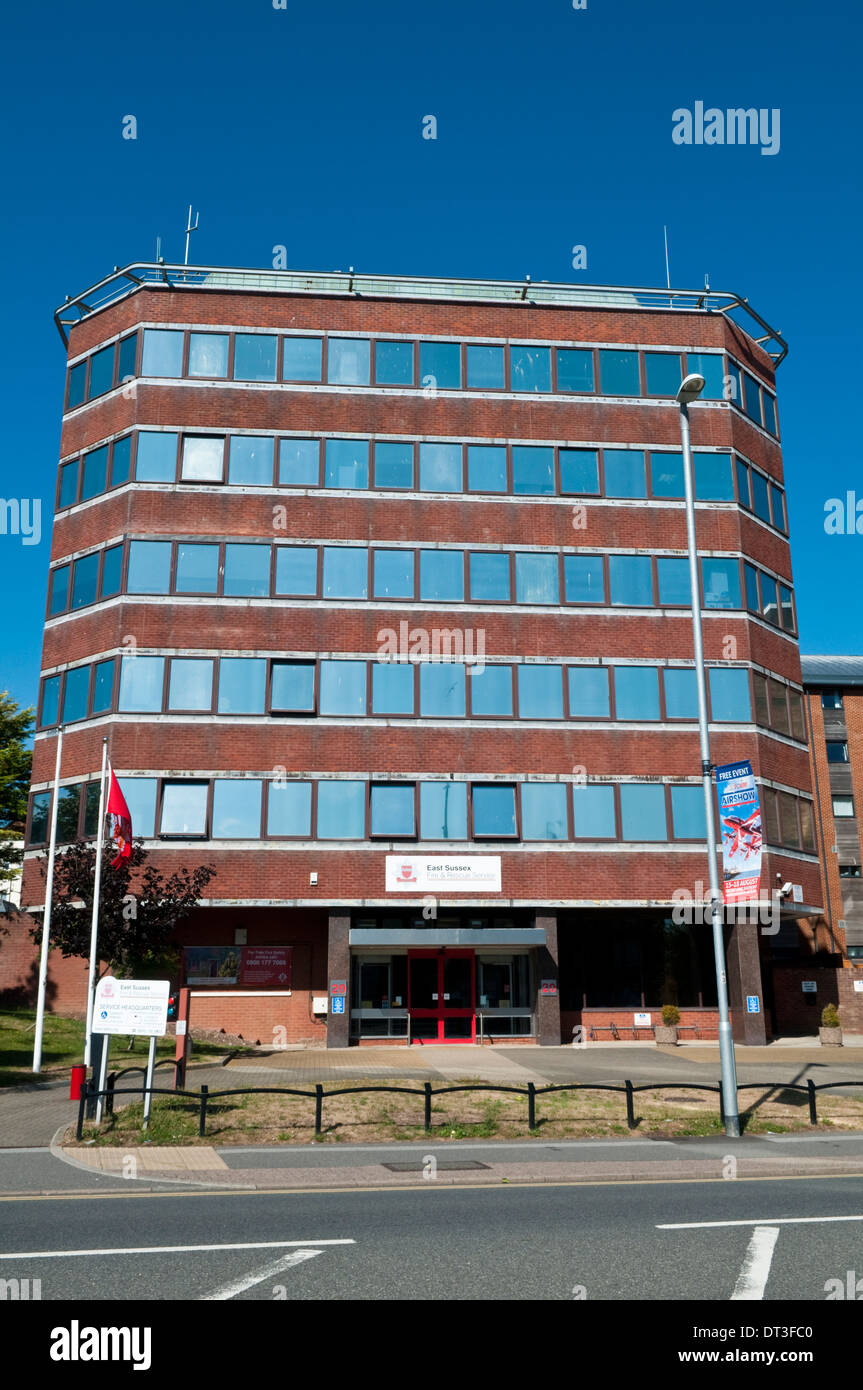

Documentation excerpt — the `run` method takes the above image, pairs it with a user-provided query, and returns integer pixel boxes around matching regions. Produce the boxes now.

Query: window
[267,781,312,837]
[228,436,273,486]
[278,438,320,487]
[81,446,108,501]
[419,443,461,492]
[467,445,506,493]
[572,784,616,838]
[725,360,742,407]
[67,361,87,409]
[71,553,100,608]
[176,542,219,594]
[521,784,567,839]
[59,460,79,508]
[470,665,513,717]
[118,656,164,712]
[789,690,806,741]
[420,782,468,839]
[767,679,790,735]
[709,668,751,721]
[769,484,787,532]
[839,864,862,878]
[598,350,640,396]
[826,740,849,763]
[604,450,646,498]
[323,547,367,599]
[568,667,609,717]
[469,552,510,600]
[671,786,706,839]
[234,333,277,381]
[511,346,551,393]
[799,801,816,853]
[29,791,52,843]
[517,666,563,719]
[743,563,761,614]
[664,668,698,719]
[420,663,466,717]
[319,661,366,715]
[560,449,599,495]
[512,446,554,496]
[763,393,778,436]
[821,689,843,709]
[117,777,156,838]
[614,666,660,720]
[111,436,132,487]
[160,782,208,837]
[419,341,460,390]
[275,546,317,595]
[556,348,594,393]
[736,457,751,508]
[564,555,604,604]
[751,472,771,524]
[373,550,414,598]
[135,432,177,483]
[217,658,266,713]
[761,574,779,626]
[779,585,794,631]
[702,558,741,610]
[620,784,666,840]
[271,661,315,713]
[374,340,413,385]
[182,436,224,482]
[419,551,463,601]
[694,453,735,501]
[609,555,652,606]
[371,663,414,715]
[224,544,270,597]
[687,353,725,400]
[374,441,413,489]
[212,780,262,838]
[141,330,183,378]
[327,338,370,385]
[188,333,229,378]
[48,565,69,615]
[40,675,61,727]
[57,784,82,841]
[317,781,366,838]
[117,334,137,382]
[370,784,415,837]
[62,665,90,723]
[466,344,504,389]
[644,353,682,396]
[656,558,691,605]
[743,372,763,425]
[83,783,101,836]
[515,552,558,604]
[168,659,214,711]
[752,673,770,727]
[325,438,369,490]
[650,452,684,499]
[778,792,800,849]
[88,345,115,398]
[833,796,855,818]
[472,784,517,837]
[282,337,322,382]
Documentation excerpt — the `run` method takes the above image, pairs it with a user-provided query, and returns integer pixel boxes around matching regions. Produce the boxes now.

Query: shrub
[821,1004,841,1029]
[661,1004,681,1026]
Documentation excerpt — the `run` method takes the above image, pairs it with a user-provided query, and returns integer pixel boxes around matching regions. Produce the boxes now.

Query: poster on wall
[715,760,763,904]
[184,946,292,988]
[240,948,292,988]
[185,946,241,985]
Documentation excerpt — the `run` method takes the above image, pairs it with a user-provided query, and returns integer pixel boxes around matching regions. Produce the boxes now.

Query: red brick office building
[14,265,821,1045]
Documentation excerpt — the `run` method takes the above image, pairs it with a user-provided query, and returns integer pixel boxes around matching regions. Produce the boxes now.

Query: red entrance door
[408,950,475,1043]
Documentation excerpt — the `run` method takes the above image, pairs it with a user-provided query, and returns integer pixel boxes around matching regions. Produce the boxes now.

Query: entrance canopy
[349,926,547,947]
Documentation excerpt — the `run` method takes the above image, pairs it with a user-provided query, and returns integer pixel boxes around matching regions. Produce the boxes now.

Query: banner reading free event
[715,760,763,903]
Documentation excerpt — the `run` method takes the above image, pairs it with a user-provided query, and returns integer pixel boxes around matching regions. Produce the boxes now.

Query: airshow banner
[715,760,763,903]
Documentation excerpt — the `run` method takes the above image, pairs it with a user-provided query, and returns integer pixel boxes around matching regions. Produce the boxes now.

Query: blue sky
[1,0,860,713]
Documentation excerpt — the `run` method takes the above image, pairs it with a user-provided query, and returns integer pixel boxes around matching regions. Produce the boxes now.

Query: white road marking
[730,1226,779,1301]
[658,1214,863,1230]
[200,1248,322,1301]
[0,1238,355,1260]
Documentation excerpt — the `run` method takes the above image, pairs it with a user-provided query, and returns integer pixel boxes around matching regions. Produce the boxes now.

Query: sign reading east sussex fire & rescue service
[385,856,502,892]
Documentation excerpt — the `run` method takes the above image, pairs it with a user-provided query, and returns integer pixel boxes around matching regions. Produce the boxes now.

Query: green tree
[0,690,33,905]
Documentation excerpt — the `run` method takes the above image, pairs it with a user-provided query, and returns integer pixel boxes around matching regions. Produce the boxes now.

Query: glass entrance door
[408,950,475,1042]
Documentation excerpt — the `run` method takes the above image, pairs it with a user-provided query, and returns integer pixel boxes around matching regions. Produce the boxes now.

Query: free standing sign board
[93,979,170,1036]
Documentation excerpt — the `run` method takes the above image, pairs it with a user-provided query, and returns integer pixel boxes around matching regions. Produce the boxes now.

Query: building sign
[386,856,502,892]
[801,980,817,993]
[634,1012,652,1026]
[716,761,762,903]
[746,995,760,1014]
[93,979,170,1037]
[539,980,559,996]
[240,948,291,988]
[185,946,292,988]
[330,980,347,997]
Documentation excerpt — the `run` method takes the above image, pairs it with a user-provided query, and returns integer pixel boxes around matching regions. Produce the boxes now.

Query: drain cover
[382,1159,491,1172]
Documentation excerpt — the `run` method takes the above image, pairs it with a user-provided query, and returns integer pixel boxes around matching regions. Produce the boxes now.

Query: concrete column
[725,918,768,1044]
[534,912,561,1045]
[326,912,351,1049]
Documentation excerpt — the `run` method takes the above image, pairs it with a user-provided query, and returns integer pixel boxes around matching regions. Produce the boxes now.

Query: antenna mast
[184,205,200,266]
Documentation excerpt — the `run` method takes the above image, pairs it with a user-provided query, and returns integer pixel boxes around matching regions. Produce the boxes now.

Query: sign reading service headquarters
[93,978,170,1037]
[386,856,502,892]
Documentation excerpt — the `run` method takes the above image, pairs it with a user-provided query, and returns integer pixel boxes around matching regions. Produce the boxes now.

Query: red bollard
[69,1065,87,1100]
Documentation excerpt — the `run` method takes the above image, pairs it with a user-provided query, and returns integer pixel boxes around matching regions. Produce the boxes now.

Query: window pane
[778,792,800,849]
[709,668,751,721]
[375,340,413,385]
[161,782,208,836]
[71,553,100,608]
[224,544,270,597]
[671,786,706,839]
[743,563,761,613]
[100,544,122,598]
[420,663,465,717]
[217,658,266,713]
[470,665,512,716]
[374,441,413,489]
[768,679,791,735]
[736,457,751,507]
[118,656,164,712]
[59,460,79,508]
[469,552,510,600]
[687,353,725,400]
[29,791,52,843]
[62,665,90,722]
[267,782,312,836]
[614,666,660,720]
[826,741,849,764]
[473,784,516,836]
[317,781,365,838]
[420,782,467,839]
[664,668,698,719]
[789,690,806,741]
[320,660,366,715]
[702,558,741,610]
[212,780,262,838]
[57,784,82,842]
[560,449,599,495]
[752,673,770,726]
[371,784,415,836]
[799,800,816,852]
[511,346,551,392]
[111,435,132,487]
[620,784,666,839]
[833,796,855,818]
[135,431,177,482]
[279,438,320,487]
[373,549,414,598]
[281,337,322,382]
[599,350,640,395]
[522,784,567,839]
[644,353,682,395]
[694,452,734,501]
[169,659,214,711]
[609,555,652,606]
[769,484,786,532]
[126,541,172,595]
[40,675,61,727]
[117,778,156,838]
[81,446,108,501]
[604,450,646,498]
[176,542,219,594]
[83,783,101,836]
[779,585,794,630]
[228,436,274,486]
[568,667,609,717]
[323,547,367,598]
[725,360,742,407]
[650,452,684,498]
[515,553,558,603]
[556,346,594,392]
[761,574,779,625]
[68,361,87,408]
[467,445,506,493]
[656,557,691,605]
[181,436,224,482]
[325,438,369,489]
[466,344,504,389]
[117,333,137,382]
[275,546,317,595]
[141,330,183,378]
[512,446,554,496]
[751,472,771,524]
[188,332,228,378]
[271,662,315,712]
[564,555,604,603]
[419,443,462,492]
[88,345,115,397]
[372,663,414,714]
[419,341,460,390]
[419,551,463,601]
[48,565,69,615]
[234,333,277,381]
[517,666,563,718]
[327,338,370,385]
[743,372,763,425]
[763,393,778,436]
[572,784,616,838]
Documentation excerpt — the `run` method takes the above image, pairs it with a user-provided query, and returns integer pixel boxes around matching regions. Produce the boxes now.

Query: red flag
[106,764,133,869]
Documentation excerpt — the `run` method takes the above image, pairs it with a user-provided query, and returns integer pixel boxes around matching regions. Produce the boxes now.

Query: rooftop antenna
[663,225,671,291]
[155,235,161,262]
[184,205,199,266]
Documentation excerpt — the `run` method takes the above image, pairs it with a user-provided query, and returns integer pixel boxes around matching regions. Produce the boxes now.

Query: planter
[654,1025,679,1045]
[819,1026,843,1047]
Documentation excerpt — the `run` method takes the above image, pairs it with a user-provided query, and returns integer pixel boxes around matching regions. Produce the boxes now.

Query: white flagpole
[84,738,109,1070]
[32,725,64,1074]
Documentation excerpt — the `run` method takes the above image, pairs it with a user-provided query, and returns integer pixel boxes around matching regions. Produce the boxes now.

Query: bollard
[807,1078,818,1126]
[69,1065,86,1101]
[424,1082,432,1132]
[199,1084,209,1137]
[528,1082,536,1130]
[315,1083,323,1136]
[76,1080,89,1141]
[718,1081,725,1127]
[106,1073,116,1117]
[625,1079,635,1130]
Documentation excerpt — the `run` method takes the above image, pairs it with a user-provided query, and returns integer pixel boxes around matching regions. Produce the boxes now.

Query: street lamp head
[677,373,705,405]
